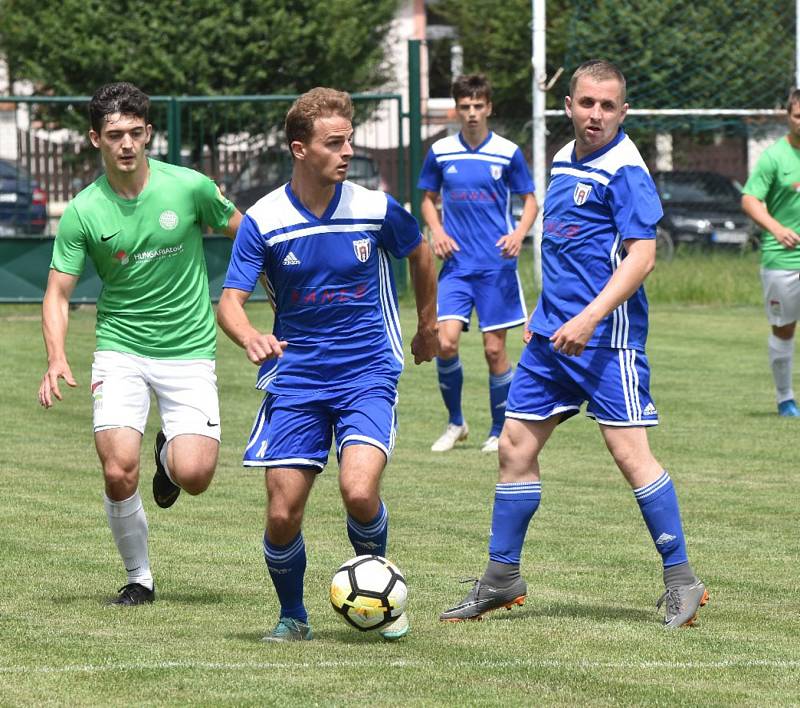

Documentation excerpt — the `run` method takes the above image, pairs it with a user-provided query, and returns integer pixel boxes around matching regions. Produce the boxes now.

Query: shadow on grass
[57,589,227,607]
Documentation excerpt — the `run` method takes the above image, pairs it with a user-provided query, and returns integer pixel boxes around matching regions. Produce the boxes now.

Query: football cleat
[262,617,313,642]
[431,422,469,452]
[439,576,527,622]
[480,435,500,453]
[778,399,800,417]
[657,579,709,628]
[109,582,155,606]
[152,430,180,508]
[379,612,409,640]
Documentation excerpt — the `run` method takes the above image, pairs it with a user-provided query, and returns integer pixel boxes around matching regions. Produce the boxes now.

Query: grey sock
[663,562,696,588]
[480,560,520,588]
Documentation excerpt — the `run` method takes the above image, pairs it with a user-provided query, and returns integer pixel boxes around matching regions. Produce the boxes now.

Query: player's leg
[441,336,578,621]
[91,351,154,605]
[481,328,513,452]
[475,269,527,452]
[587,347,706,627]
[335,385,407,639]
[431,268,472,451]
[761,268,800,416]
[261,466,317,641]
[149,357,222,507]
[249,393,329,642]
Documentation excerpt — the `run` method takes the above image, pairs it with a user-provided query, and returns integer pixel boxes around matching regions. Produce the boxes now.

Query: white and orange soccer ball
[329,555,408,631]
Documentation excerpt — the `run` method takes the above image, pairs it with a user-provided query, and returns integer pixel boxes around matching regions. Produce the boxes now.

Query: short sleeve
[608,166,663,240]
[742,151,776,202]
[508,148,535,195]
[50,202,87,275]
[376,195,422,259]
[195,174,236,232]
[223,214,266,292]
[416,148,443,192]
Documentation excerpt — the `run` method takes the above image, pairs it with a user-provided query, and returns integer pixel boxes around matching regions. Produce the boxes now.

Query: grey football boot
[440,576,527,622]
[657,579,708,628]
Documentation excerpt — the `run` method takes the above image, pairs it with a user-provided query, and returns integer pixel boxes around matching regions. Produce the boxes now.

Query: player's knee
[267,506,303,536]
[438,338,458,359]
[483,344,505,368]
[340,486,376,518]
[102,459,139,489]
[170,460,216,495]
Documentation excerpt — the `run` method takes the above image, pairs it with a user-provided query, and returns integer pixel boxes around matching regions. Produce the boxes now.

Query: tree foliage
[437,0,794,119]
[0,0,400,97]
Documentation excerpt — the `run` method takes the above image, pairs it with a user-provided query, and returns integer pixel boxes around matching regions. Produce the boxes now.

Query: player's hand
[773,225,800,249]
[39,360,77,408]
[431,231,460,260]
[550,312,599,357]
[522,328,533,344]
[411,325,438,364]
[496,231,525,258]
[243,333,288,365]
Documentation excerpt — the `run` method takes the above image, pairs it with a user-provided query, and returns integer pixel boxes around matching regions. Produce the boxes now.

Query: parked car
[0,159,48,236]
[226,148,387,212]
[651,170,755,258]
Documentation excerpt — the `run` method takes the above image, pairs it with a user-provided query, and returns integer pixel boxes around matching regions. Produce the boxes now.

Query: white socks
[104,490,153,590]
[768,334,795,403]
[159,438,179,487]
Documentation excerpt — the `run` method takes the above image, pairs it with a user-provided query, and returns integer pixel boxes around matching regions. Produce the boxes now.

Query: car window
[656,173,740,203]
[348,156,376,179]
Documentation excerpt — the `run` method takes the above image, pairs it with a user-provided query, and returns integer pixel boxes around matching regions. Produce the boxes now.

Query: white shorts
[91,350,221,442]
[761,268,800,326]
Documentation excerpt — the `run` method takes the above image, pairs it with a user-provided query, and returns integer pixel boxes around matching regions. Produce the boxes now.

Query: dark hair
[569,60,627,103]
[89,82,150,134]
[451,74,492,103]
[787,89,800,112]
[285,87,353,147]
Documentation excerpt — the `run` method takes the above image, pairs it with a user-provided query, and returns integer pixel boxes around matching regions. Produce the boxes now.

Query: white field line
[1,658,799,675]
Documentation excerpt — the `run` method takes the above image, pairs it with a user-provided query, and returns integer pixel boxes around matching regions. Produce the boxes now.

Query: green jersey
[51,159,235,359]
[742,136,800,270]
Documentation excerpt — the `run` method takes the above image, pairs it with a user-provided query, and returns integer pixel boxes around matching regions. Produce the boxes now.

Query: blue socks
[436,356,464,426]
[488,368,513,437]
[488,481,542,564]
[633,471,689,568]
[263,531,308,622]
[347,500,388,558]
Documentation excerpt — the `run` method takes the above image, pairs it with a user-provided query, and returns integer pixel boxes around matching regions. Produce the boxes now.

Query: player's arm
[217,288,287,365]
[421,190,459,260]
[220,208,244,240]
[550,238,655,356]
[39,269,80,408]
[498,192,538,258]
[406,240,439,364]
[741,194,800,249]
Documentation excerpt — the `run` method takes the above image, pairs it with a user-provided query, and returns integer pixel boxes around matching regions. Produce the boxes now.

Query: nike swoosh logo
[206,421,220,427]
[125,566,140,573]
[101,230,121,242]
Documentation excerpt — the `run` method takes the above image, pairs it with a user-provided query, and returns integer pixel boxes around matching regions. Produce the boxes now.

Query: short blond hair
[285,87,353,146]
[569,60,627,103]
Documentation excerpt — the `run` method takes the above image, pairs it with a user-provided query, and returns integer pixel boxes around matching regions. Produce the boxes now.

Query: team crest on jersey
[490,164,503,180]
[352,238,371,263]
[159,210,179,230]
[573,182,592,205]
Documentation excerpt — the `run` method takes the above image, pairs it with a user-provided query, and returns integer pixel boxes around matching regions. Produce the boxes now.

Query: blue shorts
[437,267,527,332]
[506,334,659,427]
[242,384,398,470]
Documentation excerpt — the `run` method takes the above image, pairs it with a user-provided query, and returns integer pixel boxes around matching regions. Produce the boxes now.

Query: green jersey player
[38,82,242,605]
[742,89,800,417]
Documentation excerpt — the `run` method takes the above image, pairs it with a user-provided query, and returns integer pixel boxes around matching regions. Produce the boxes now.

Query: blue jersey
[417,131,534,273]
[530,129,663,351]
[224,181,422,394]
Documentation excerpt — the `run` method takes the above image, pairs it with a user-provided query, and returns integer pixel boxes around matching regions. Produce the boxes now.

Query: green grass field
[2,249,799,706]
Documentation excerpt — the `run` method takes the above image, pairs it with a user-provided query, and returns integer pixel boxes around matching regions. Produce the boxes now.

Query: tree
[0,0,401,173]
[436,0,794,117]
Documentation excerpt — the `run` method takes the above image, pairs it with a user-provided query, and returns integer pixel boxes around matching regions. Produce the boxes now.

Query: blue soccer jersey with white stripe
[530,129,663,351]
[224,181,421,394]
[417,132,534,272]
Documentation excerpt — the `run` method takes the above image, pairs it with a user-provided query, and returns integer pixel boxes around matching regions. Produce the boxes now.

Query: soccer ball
[329,555,408,631]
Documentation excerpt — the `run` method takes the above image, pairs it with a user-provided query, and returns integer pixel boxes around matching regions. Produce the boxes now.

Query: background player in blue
[440,61,708,629]
[418,75,538,454]
[217,88,438,642]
